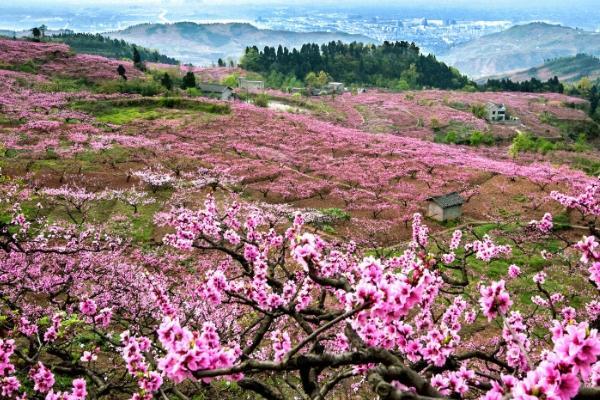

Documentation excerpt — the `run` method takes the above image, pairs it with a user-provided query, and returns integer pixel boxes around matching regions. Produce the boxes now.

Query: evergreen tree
[31,27,41,42]
[161,72,173,90]
[132,46,141,64]
[117,65,127,80]
[132,46,145,71]
[181,71,196,89]
[240,40,470,90]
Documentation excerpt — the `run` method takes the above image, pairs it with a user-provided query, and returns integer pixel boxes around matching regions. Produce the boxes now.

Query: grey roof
[198,83,232,93]
[427,192,464,208]
[486,102,506,110]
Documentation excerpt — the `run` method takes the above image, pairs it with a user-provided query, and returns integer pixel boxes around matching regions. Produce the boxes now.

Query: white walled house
[485,102,507,122]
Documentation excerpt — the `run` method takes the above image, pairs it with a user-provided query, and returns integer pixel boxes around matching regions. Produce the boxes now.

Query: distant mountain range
[0,28,73,38]
[105,22,374,66]
[481,54,600,84]
[440,22,600,78]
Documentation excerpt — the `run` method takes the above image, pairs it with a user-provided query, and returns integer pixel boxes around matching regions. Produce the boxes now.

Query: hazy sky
[3,0,599,32]
[15,0,600,6]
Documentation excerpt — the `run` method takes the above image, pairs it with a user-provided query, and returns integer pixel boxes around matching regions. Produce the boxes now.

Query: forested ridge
[49,32,179,65]
[240,40,472,90]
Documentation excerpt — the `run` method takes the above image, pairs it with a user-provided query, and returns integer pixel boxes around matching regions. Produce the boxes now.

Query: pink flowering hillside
[0,38,598,400]
[0,38,142,81]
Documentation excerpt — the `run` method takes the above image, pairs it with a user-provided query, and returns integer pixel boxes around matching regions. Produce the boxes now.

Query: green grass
[434,121,495,146]
[0,59,39,74]
[36,186,170,245]
[96,78,163,96]
[69,97,230,125]
[539,111,600,140]
[0,113,22,127]
[37,76,95,93]
[75,145,132,166]
[321,207,351,221]
[95,107,162,124]
[71,97,230,125]
[571,156,600,176]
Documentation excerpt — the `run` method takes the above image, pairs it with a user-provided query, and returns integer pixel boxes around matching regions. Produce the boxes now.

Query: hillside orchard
[0,38,598,399]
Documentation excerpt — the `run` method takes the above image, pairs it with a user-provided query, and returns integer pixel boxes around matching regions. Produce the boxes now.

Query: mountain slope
[441,23,600,78]
[106,22,374,66]
[482,54,600,84]
[0,30,179,65]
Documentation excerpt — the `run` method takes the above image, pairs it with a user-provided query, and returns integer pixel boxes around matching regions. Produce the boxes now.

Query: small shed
[198,83,234,101]
[238,77,264,91]
[327,82,344,94]
[427,192,464,222]
[485,102,507,122]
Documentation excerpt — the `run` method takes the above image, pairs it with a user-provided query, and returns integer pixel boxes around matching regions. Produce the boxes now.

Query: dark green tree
[132,46,146,71]
[161,72,173,90]
[240,40,470,90]
[217,58,225,67]
[132,46,141,64]
[181,71,196,89]
[31,27,41,42]
[117,64,127,80]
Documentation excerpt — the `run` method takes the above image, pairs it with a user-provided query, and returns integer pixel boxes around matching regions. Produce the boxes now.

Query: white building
[327,82,345,94]
[238,77,265,91]
[486,102,507,122]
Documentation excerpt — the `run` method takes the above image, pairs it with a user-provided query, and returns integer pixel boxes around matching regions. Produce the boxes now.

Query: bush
[97,78,162,96]
[181,72,196,89]
[509,131,556,156]
[469,130,494,146]
[253,94,270,108]
[221,74,239,88]
[44,147,59,160]
[470,103,487,119]
[185,87,202,97]
[38,77,93,93]
[322,208,351,222]
[435,122,495,146]
[444,131,458,144]
[572,156,600,176]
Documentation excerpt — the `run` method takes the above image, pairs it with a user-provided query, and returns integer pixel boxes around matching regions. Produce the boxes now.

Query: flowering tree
[132,168,177,193]
[1,37,599,399]
[2,174,599,400]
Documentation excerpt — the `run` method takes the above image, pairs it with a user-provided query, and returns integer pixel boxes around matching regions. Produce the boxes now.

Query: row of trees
[240,40,471,90]
[481,76,564,93]
[566,78,600,123]
[23,28,179,65]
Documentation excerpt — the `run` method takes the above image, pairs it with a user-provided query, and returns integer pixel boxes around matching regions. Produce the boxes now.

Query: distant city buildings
[256,15,512,55]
